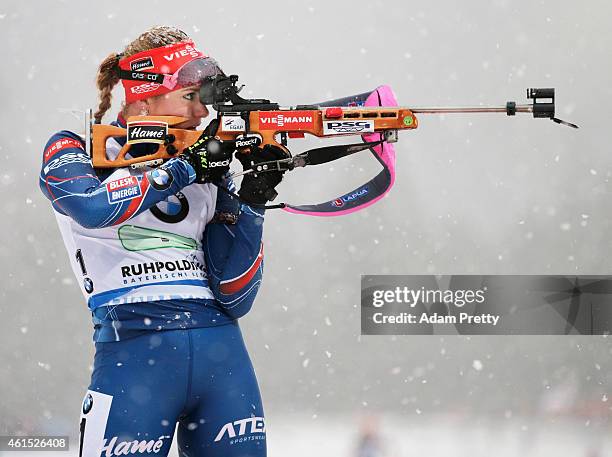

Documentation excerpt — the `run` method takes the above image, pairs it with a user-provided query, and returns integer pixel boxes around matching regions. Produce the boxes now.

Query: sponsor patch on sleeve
[106,176,142,204]
[42,151,90,174]
[43,138,84,162]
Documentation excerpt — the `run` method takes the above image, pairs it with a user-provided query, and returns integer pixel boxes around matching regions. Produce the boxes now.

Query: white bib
[54,138,217,310]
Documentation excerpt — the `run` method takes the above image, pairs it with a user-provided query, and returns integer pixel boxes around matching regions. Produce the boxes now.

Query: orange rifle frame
[90,108,418,168]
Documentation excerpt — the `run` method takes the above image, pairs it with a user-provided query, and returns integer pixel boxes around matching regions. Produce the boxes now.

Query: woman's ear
[137,100,150,116]
[123,99,153,118]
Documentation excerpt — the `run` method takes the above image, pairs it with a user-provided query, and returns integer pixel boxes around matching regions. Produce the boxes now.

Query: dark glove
[237,144,289,205]
[181,134,234,184]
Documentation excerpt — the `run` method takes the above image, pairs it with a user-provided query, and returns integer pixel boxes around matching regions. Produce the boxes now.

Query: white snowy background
[1,0,611,456]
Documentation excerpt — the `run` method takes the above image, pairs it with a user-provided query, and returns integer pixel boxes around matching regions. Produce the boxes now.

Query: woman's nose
[193,99,209,118]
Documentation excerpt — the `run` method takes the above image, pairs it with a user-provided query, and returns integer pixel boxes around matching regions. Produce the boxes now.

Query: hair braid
[93,26,190,124]
[94,53,121,124]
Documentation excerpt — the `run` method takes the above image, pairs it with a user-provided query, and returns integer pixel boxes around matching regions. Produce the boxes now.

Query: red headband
[118,40,207,103]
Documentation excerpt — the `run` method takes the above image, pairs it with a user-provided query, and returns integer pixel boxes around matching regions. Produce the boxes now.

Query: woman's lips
[179,120,201,130]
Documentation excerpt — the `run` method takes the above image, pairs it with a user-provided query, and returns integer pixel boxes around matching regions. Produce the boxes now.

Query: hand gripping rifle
[89,76,577,216]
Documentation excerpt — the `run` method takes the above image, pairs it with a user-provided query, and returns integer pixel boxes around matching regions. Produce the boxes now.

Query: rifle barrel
[409,104,532,114]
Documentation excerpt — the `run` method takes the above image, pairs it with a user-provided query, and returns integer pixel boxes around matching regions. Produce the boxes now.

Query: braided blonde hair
[94,26,190,124]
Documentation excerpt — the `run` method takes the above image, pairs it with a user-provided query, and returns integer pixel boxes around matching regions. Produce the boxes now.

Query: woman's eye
[183,92,196,101]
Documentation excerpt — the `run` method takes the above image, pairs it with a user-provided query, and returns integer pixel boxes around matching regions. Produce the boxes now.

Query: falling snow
[2,4,609,456]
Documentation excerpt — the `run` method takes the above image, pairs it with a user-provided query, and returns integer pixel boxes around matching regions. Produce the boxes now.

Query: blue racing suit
[39,116,267,456]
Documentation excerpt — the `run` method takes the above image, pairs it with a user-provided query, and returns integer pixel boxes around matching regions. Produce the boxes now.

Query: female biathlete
[39,26,284,457]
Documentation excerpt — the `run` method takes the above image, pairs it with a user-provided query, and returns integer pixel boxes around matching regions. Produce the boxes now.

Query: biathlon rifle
[88,76,578,216]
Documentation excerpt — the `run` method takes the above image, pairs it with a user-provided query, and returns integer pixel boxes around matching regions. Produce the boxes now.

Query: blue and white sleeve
[39,131,196,229]
[203,179,265,319]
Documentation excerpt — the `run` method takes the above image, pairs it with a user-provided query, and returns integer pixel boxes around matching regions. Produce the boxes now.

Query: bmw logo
[150,192,189,223]
[82,393,93,414]
[148,167,173,191]
[83,278,94,294]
